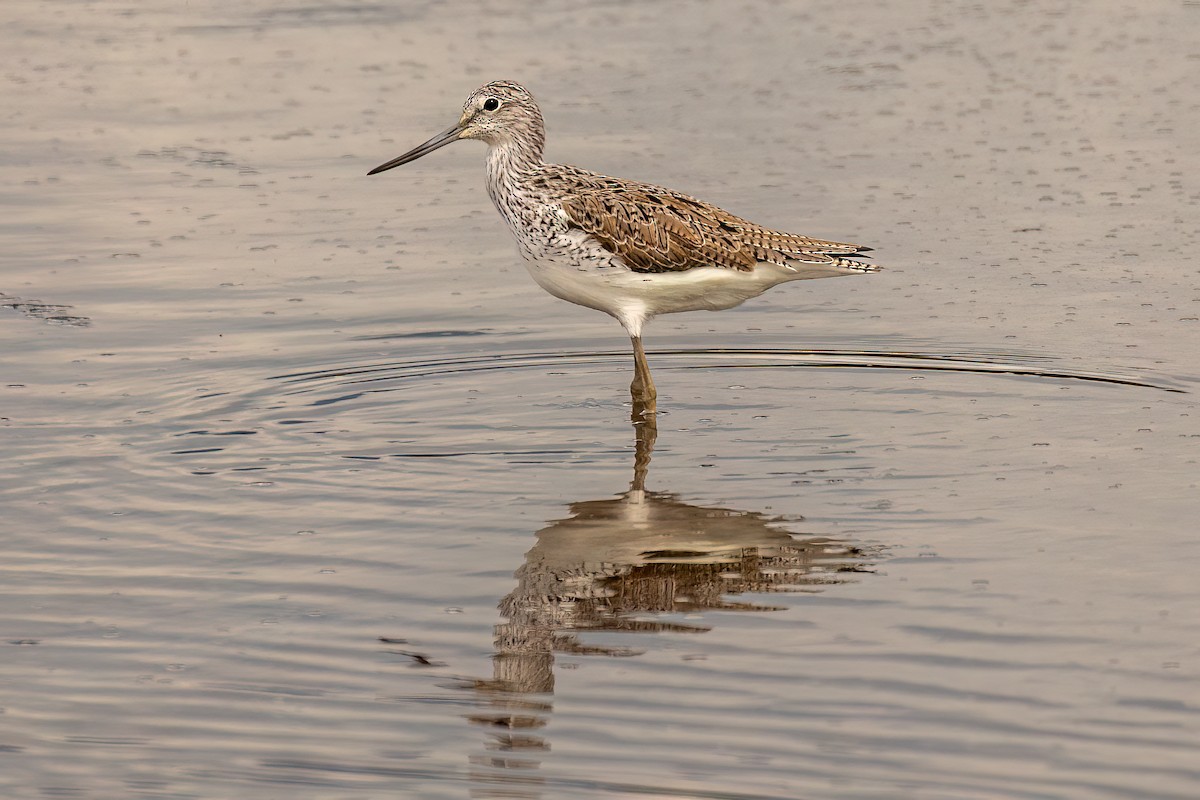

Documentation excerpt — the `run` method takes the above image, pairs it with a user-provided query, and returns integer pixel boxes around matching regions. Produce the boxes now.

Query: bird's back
[528,163,878,276]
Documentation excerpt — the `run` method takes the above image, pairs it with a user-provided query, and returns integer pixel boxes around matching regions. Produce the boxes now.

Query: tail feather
[779,251,881,279]
[746,225,879,271]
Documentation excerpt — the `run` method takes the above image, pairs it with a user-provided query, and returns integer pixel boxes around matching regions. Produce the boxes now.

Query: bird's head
[368,80,544,175]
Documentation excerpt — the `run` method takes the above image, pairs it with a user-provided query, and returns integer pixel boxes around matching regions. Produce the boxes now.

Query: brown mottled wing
[560,184,871,274]
[560,187,757,273]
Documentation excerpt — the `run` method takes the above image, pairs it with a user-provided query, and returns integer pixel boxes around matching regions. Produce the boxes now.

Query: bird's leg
[630,335,657,419]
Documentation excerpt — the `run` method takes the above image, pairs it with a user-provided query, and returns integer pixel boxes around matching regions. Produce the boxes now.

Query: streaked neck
[485,127,545,189]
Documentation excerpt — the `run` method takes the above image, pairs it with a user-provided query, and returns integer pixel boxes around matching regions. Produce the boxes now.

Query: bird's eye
[483,98,500,112]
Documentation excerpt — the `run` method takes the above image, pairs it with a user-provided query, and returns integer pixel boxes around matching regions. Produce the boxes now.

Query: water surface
[3,1,1199,798]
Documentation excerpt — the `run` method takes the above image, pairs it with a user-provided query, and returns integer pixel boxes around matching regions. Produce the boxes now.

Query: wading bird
[369,81,879,418]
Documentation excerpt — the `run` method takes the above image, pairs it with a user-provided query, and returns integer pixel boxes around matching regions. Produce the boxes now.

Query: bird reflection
[465,401,877,792]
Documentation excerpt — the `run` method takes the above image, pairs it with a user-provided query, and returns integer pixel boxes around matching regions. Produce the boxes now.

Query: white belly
[512,227,857,338]
[522,255,784,337]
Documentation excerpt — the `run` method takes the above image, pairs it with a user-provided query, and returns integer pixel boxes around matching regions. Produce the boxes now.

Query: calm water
[4,1,1199,798]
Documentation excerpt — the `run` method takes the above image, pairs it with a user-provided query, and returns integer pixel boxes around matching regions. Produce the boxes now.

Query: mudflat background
[3,1,1198,798]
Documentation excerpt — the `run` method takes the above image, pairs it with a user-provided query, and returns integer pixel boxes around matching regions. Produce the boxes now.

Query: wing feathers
[558,179,873,274]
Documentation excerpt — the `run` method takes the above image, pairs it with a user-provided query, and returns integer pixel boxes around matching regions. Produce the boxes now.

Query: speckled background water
[3,1,1199,798]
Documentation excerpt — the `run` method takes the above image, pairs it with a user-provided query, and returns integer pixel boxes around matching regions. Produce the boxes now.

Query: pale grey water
[3,1,1199,798]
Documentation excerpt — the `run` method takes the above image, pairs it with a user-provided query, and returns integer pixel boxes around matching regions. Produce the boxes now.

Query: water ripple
[268,347,1186,395]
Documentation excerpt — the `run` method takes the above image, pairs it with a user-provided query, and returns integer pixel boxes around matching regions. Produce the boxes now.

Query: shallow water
[3,0,1199,798]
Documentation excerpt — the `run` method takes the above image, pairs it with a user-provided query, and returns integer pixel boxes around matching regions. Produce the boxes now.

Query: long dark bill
[367,124,463,175]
